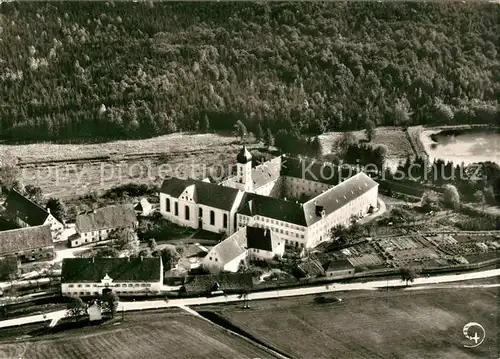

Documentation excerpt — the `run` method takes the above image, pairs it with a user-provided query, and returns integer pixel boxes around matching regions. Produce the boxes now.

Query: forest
[0,2,498,142]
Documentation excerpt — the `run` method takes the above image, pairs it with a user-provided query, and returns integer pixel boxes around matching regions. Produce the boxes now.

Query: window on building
[209,257,213,260]
[185,205,190,220]
[174,202,178,216]
[199,207,203,218]
[69,284,74,288]
[77,284,82,288]
[141,284,146,287]
[210,210,215,225]
[135,284,140,287]
[223,213,228,228]
[215,258,218,262]
[85,284,90,288]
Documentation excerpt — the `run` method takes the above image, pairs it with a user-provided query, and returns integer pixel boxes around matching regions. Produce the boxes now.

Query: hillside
[0,2,498,142]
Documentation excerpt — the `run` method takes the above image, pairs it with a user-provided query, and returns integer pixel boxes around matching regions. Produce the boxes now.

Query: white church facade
[159,146,379,249]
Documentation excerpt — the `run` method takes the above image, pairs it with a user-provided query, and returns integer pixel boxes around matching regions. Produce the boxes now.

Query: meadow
[1,133,251,199]
[320,126,415,169]
[221,288,499,359]
[0,311,273,359]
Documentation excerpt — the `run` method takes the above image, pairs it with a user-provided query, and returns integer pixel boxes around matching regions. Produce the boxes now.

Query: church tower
[235,146,253,192]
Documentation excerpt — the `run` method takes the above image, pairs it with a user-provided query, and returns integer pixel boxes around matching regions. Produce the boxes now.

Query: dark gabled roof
[252,157,282,189]
[246,226,273,251]
[75,205,137,233]
[160,177,240,211]
[183,273,253,294]
[280,155,353,186]
[325,259,355,272]
[238,192,307,226]
[303,172,379,226]
[0,225,53,255]
[4,189,51,226]
[61,257,161,283]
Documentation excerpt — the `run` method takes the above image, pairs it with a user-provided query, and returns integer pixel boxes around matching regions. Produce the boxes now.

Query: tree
[0,165,20,193]
[101,291,119,318]
[473,190,485,204]
[46,197,67,223]
[154,244,180,270]
[391,98,412,129]
[110,228,140,254]
[364,119,376,142]
[234,120,247,142]
[255,123,264,141]
[373,145,388,173]
[334,132,357,157]
[0,255,19,282]
[201,115,210,133]
[263,128,274,149]
[147,238,157,251]
[421,190,441,212]
[94,246,120,258]
[400,266,420,286]
[66,297,87,319]
[443,184,460,209]
[138,248,153,258]
[24,185,43,204]
[310,136,323,158]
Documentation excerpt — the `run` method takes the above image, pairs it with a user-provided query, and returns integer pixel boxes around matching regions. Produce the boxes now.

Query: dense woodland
[0,2,498,142]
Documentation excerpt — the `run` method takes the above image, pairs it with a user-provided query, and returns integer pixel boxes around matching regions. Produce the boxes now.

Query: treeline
[388,156,500,204]
[0,2,498,142]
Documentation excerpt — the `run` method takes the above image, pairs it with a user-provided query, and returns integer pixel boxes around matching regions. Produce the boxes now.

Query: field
[0,311,273,359]
[320,126,415,170]
[221,288,499,359]
[1,133,253,199]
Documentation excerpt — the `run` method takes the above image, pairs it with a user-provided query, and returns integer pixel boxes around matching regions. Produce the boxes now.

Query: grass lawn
[220,288,499,359]
[0,311,272,359]
[320,126,415,170]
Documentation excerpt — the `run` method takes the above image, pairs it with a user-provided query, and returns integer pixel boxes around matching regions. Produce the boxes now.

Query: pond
[420,127,500,166]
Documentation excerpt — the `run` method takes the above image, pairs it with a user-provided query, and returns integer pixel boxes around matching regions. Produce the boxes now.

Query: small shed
[324,259,355,279]
[134,198,153,216]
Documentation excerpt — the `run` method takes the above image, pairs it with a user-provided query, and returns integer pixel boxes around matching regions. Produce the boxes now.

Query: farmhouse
[2,189,64,239]
[0,225,54,262]
[202,225,285,274]
[61,257,163,297]
[158,147,379,250]
[70,205,138,247]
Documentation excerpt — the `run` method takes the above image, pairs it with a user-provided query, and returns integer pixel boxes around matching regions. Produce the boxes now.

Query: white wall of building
[224,251,247,272]
[44,214,64,239]
[237,214,308,249]
[160,189,243,235]
[305,185,379,248]
[325,268,355,280]
[62,280,163,296]
[282,176,332,201]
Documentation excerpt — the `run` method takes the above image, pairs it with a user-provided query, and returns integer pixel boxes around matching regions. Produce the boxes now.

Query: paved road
[1,268,499,330]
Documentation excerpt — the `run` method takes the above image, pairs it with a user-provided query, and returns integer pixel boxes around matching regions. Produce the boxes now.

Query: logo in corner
[463,322,486,348]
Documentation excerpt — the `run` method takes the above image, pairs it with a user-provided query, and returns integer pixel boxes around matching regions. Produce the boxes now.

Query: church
[159,146,379,249]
